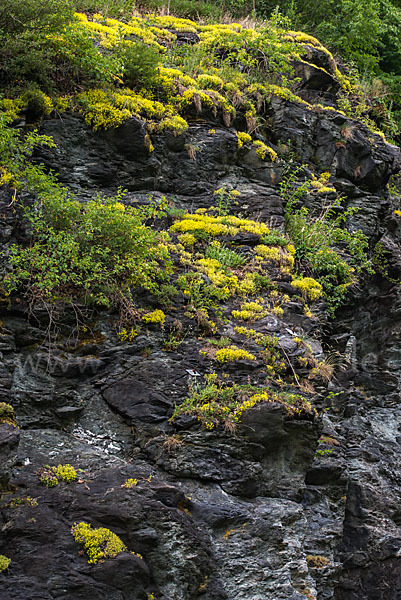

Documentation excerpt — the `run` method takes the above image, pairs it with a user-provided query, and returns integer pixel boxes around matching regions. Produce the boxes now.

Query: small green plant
[316,448,334,457]
[261,230,289,247]
[213,186,241,216]
[205,242,245,268]
[117,41,160,90]
[8,496,38,508]
[206,336,232,348]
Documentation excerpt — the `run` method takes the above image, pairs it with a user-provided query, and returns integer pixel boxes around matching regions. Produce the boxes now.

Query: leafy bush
[0,1,122,91]
[6,194,171,308]
[0,114,171,314]
[281,170,372,314]
[0,0,74,88]
[117,41,160,90]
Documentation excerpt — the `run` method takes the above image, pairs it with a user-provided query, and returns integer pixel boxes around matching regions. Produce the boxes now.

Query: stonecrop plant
[72,522,130,564]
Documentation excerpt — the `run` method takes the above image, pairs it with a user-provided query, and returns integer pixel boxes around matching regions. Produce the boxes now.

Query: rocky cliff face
[1,39,401,600]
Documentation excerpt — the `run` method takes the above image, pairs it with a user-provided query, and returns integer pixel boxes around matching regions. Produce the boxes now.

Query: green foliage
[140,0,224,21]
[0,2,122,91]
[6,193,171,308]
[282,170,371,314]
[0,116,171,314]
[253,0,401,138]
[0,0,74,89]
[261,230,289,247]
[117,41,160,90]
[170,376,316,430]
[74,0,134,17]
[205,243,245,268]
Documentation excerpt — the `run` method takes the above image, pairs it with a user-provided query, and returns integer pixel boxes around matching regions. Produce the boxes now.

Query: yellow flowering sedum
[142,309,166,324]
[72,522,130,564]
[0,556,11,572]
[215,345,256,363]
[292,277,323,301]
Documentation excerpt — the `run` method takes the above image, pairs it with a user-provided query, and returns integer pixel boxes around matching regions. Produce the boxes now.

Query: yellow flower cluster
[215,345,256,363]
[39,464,77,487]
[178,233,196,246]
[142,309,166,324]
[170,211,270,238]
[75,12,172,51]
[253,140,278,162]
[254,245,294,269]
[72,522,128,564]
[291,277,323,301]
[0,556,11,572]
[232,301,266,321]
[233,391,269,420]
[310,172,336,194]
[55,464,77,483]
[237,131,253,148]
[122,478,138,488]
[118,327,139,342]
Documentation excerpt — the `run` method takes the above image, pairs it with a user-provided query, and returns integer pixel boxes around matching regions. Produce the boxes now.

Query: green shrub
[117,41,160,90]
[6,193,171,308]
[0,0,74,88]
[0,2,122,91]
[0,115,171,316]
[281,170,371,314]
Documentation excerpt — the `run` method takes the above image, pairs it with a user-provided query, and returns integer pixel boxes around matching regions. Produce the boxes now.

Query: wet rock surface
[1,52,401,600]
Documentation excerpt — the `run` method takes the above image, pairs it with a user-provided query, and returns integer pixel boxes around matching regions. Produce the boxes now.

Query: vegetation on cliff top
[0,0,389,431]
